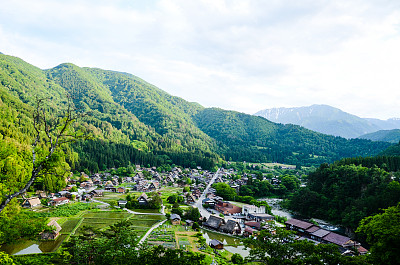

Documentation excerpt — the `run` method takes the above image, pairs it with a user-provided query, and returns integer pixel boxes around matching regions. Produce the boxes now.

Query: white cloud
[1,0,400,119]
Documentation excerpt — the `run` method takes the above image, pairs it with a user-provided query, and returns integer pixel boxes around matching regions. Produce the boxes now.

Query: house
[247,213,274,222]
[166,175,175,183]
[243,226,257,237]
[244,221,262,230]
[203,215,225,230]
[147,182,159,191]
[118,200,127,208]
[22,197,41,208]
[170,214,181,225]
[48,197,70,207]
[41,220,62,240]
[105,185,117,192]
[285,218,314,235]
[137,193,149,206]
[215,201,242,215]
[220,219,241,235]
[209,239,224,249]
[117,187,126,193]
[89,190,104,197]
[185,220,194,227]
[186,194,196,204]
[242,205,266,216]
[202,198,216,207]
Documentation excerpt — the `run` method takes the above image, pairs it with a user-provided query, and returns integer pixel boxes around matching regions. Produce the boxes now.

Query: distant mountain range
[254,105,400,139]
[0,54,393,171]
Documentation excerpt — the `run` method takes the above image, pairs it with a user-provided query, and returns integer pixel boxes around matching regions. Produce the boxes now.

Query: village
[16,165,368,259]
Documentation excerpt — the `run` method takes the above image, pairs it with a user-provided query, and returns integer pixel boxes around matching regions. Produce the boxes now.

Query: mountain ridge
[255,104,400,139]
[0,53,393,171]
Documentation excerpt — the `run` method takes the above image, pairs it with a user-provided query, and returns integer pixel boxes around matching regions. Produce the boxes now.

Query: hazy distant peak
[254,105,400,139]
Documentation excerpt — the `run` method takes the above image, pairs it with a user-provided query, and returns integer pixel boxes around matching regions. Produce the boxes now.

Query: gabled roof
[311,229,331,238]
[322,232,351,246]
[26,197,41,206]
[205,215,225,229]
[138,192,148,200]
[47,220,62,233]
[244,221,261,230]
[285,218,314,230]
[221,220,241,233]
[306,225,320,233]
[209,239,223,247]
[170,214,181,220]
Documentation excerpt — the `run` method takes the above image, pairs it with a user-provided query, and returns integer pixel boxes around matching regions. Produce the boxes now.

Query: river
[259,198,345,234]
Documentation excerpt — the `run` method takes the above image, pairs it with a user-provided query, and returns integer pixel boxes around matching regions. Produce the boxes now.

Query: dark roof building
[204,215,225,230]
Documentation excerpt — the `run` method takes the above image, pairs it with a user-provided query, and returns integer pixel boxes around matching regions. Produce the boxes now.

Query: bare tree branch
[0,95,89,213]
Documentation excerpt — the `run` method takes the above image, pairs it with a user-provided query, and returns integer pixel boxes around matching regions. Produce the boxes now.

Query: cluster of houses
[285,218,368,256]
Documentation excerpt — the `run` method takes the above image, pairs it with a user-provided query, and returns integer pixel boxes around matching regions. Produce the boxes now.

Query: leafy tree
[0,96,88,212]
[356,203,400,265]
[167,194,177,204]
[184,207,201,221]
[231,253,244,264]
[0,251,15,265]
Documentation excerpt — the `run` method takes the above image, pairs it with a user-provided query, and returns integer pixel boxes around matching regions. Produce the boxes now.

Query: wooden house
[22,197,41,208]
[220,220,241,235]
[186,194,196,204]
[137,193,149,206]
[41,220,62,240]
[48,197,70,207]
[209,239,224,249]
[117,187,126,193]
[170,214,181,225]
[203,215,225,231]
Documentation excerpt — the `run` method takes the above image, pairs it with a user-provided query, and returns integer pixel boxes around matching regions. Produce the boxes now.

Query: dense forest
[288,156,400,230]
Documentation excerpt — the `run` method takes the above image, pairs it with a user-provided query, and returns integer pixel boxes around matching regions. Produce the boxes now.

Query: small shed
[209,239,224,249]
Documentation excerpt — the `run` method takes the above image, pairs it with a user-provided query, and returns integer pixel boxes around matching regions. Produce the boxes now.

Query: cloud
[1,0,400,119]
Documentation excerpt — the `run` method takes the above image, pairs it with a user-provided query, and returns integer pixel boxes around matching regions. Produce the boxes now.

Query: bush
[231,253,244,264]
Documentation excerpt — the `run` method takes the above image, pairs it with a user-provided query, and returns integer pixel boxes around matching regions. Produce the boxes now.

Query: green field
[61,218,82,233]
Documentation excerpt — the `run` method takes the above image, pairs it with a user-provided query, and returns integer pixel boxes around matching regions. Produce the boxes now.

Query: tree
[356,203,400,265]
[0,96,89,213]
[231,253,244,264]
[167,194,177,204]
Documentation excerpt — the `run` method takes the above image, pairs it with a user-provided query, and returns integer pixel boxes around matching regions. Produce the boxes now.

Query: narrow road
[138,219,167,245]
[194,169,220,219]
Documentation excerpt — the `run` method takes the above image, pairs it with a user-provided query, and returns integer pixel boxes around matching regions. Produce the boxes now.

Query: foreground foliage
[356,203,400,265]
[289,160,400,229]
[244,227,369,265]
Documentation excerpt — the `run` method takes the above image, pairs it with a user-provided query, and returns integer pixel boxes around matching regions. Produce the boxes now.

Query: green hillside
[194,108,391,166]
[0,53,393,175]
[359,129,400,144]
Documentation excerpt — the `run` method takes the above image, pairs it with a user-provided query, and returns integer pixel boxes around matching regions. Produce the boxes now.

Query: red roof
[53,197,68,202]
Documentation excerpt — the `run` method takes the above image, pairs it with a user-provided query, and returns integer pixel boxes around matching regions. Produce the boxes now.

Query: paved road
[194,169,220,219]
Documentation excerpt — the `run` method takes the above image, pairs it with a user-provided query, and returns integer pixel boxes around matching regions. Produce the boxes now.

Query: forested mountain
[255,104,400,138]
[289,156,400,230]
[358,129,400,144]
[194,108,391,166]
[0,53,393,177]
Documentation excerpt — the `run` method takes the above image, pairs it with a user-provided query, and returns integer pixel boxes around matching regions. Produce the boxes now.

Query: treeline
[335,155,400,172]
[72,140,217,172]
[288,157,400,229]
[193,108,392,166]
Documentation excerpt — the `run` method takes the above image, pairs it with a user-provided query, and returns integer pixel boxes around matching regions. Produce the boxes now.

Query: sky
[1,0,400,120]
